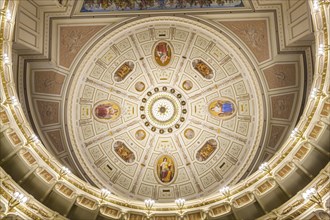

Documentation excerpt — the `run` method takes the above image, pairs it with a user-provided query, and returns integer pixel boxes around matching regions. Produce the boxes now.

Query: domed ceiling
[17,0,309,204]
[67,17,263,201]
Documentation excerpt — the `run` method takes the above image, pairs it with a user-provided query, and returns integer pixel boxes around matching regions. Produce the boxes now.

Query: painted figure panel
[154,42,172,67]
[192,59,214,79]
[182,80,193,91]
[156,155,175,183]
[135,81,145,92]
[81,0,244,12]
[184,128,195,139]
[114,61,134,82]
[196,139,217,162]
[94,101,120,120]
[208,99,236,119]
[114,141,135,163]
[135,129,146,140]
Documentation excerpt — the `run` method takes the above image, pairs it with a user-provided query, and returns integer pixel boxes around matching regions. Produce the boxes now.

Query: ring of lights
[140,87,187,133]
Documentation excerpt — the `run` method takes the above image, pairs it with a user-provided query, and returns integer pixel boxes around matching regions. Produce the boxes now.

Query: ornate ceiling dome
[2,0,330,219]
[66,17,264,201]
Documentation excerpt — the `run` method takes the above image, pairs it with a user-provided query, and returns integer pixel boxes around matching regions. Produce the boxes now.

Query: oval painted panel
[114,141,135,163]
[156,155,175,183]
[208,99,236,119]
[196,139,217,162]
[192,59,214,79]
[114,61,134,82]
[94,101,121,121]
[154,42,172,66]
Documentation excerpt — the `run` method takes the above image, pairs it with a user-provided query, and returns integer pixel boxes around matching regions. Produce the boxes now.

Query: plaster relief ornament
[114,61,134,82]
[140,86,187,134]
[192,59,214,79]
[154,42,172,66]
[157,155,175,184]
[93,101,121,121]
[196,139,217,162]
[208,99,236,119]
[114,141,135,163]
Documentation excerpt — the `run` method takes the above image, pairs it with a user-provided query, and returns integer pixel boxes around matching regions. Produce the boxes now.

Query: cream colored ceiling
[64,17,265,201]
[13,0,312,204]
[2,0,330,220]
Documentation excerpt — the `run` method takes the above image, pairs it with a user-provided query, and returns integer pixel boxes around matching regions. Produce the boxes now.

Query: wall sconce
[302,188,323,208]
[3,53,10,64]
[175,198,185,217]
[58,166,71,180]
[100,188,111,203]
[290,128,305,140]
[28,134,40,144]
[259,162,272,175]
[9,96,18,106]
[219,186,231,201]
[318,44,329,55]
[7,192,28,213]
[313,0,319,11]
[310,88,327,99]
[5,10,12,21]
[144,199,155,219]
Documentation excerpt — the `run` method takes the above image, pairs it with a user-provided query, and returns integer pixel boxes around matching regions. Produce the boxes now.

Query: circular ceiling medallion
[135,81,145,92]
[135,129,146,140]
[182,80,193,90]
[140,87,187,133]
[184,128,195,139]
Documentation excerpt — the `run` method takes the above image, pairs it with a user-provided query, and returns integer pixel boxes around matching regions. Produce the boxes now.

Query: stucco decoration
[35,100,60,125]
[271,93,295,120]
[59,25,105,68]
[221,20,270,63]
[65,17,265,201]
[263,63,297,90]
[33,71,65,95]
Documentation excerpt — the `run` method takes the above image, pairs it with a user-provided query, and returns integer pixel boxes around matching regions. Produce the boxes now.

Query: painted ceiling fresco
[80,0,244,12]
